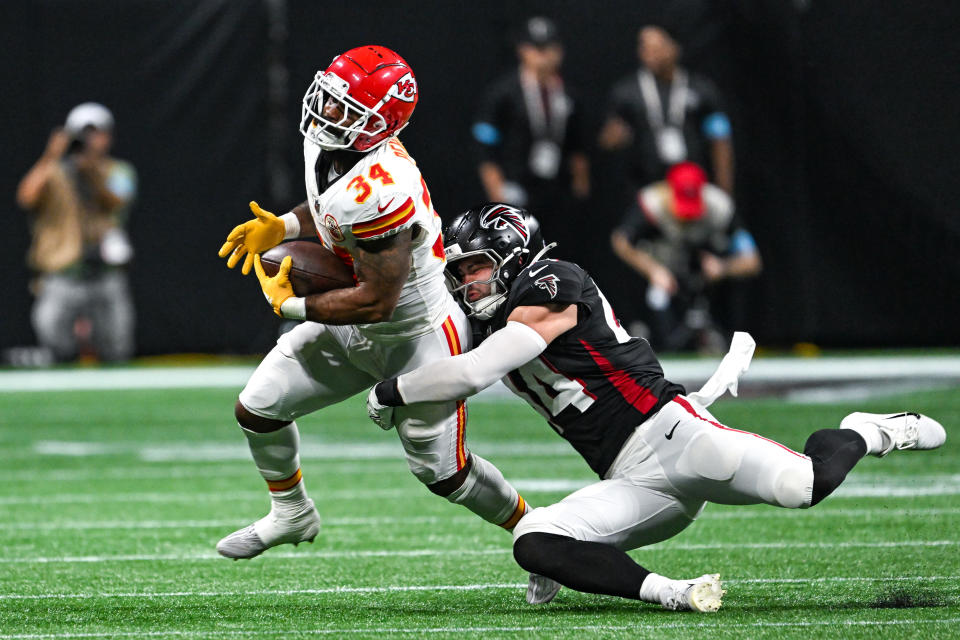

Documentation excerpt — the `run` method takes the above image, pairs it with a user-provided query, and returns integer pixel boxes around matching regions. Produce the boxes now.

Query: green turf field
[0,380,957,638]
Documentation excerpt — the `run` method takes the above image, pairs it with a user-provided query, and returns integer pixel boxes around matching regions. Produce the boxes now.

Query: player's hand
[253,254,295,317]
[366,386,396,430]
[218,201,287,275]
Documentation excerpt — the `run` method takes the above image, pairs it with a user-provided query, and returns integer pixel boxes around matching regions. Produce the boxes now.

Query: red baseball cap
[666,162,707,219]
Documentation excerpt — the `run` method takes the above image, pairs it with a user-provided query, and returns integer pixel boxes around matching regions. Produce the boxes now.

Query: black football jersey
[487,259,685,477]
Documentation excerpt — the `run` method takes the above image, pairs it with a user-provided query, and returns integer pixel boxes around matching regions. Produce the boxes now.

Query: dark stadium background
[1,0,957,356]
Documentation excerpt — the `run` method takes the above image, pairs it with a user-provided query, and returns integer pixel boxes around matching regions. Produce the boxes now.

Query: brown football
[260,241,355,296]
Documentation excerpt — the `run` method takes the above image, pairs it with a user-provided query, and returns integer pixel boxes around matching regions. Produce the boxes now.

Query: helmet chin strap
[530,241,557,264]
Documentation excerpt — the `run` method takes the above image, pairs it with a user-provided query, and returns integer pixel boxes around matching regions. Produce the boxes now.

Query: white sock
[446,454,526,529]
[240,422,310,514]
[639,572,672,604]
[842,424,885,456]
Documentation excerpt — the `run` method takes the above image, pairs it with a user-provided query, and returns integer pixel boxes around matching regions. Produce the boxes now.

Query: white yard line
[3,472,959,506]
[2,507,959,532]
[2,354,959,393]
[0,462,418,482]
[1,617,960,639]
[0,489,420,505]
[0,575,958,601]
[24,439,573,462]
[0,540,955,565]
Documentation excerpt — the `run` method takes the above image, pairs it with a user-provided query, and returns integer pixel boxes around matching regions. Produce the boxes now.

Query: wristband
[375,379,405,407]
[279,296,307,321]
[280,212,301,240]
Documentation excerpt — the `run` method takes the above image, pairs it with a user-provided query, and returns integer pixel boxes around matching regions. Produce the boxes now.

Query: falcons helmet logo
[534,274,559,298]
[479,205,530,246]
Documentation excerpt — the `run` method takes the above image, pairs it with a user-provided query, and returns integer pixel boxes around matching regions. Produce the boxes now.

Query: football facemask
[444,246,524,321]
[300,71,389,151]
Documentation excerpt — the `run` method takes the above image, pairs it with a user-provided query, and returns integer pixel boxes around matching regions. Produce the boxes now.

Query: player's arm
[367,304,577,427]
[304,228,412,324]
[287,201,314,238]
[256,227,414,324]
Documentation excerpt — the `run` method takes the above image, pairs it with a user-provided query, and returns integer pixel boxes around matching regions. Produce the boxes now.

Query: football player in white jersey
[215,47,531,560]
[367,204,946,611]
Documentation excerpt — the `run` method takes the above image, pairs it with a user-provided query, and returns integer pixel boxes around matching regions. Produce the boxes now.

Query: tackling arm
[367,304,577,429]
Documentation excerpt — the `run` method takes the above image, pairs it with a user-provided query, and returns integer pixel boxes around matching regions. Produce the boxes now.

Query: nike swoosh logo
[665,420,681,440]
[528,264,550,277]
[885,412,920,420]
[377,197,396,213]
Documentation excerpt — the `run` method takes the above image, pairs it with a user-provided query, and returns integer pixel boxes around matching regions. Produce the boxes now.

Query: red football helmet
[300,45,418,152]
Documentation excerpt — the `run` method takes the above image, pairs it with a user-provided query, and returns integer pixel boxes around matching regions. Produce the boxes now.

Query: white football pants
[239,306,472,484]
[513,395,814,550]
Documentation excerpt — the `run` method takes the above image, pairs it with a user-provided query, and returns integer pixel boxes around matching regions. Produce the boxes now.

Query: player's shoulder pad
[344,146,423,241]
[511,259,585,307]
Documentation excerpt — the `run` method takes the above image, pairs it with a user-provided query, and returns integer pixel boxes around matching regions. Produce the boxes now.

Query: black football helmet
[443,203,547,320]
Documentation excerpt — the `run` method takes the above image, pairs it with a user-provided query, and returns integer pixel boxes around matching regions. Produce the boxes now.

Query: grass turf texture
[0,384,957,639]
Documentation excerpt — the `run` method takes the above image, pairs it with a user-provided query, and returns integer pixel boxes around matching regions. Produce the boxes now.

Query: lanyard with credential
[520,71,568,142]
[637,68,688,132]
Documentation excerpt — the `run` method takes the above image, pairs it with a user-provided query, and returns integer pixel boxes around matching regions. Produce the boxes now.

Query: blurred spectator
[15,102,137,363]
[610,162,760,352]
[598,25,734,194]
[471,16,590,223]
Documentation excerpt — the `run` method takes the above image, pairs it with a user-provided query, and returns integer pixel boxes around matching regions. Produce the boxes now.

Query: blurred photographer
[15,102,137,363]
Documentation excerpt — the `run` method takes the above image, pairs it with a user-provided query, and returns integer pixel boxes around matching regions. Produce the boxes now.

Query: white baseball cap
[64,102,114,136]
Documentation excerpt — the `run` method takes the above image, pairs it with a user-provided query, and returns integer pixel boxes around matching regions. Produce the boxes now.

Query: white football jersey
[304,137,451,339]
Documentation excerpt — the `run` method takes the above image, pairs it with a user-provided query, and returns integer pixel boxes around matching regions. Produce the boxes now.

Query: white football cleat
[840,412,946,457]
[526,573,562,604]
[661,574,725,612]
[217,499,321,560]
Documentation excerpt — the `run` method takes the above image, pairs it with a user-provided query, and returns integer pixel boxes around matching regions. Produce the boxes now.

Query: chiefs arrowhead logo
[479,205,530,245]
[323,213,344,242]
[389,73,418,103]
[534,274,559,298]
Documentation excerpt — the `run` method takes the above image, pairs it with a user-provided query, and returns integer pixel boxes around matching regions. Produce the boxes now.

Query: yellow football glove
[253,254,295,317]
[218,201,287,275]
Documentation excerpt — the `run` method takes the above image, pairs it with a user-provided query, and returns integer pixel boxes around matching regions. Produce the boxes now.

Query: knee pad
[770,460,814,509]
[425,461,471,496]
[677,431,742,482]
[235,399,290,433]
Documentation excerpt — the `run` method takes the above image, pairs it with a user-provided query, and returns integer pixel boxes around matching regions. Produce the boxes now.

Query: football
[260,241,355,296]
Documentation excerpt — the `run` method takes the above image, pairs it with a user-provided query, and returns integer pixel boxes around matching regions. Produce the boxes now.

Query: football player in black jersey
[367,203,946,612]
